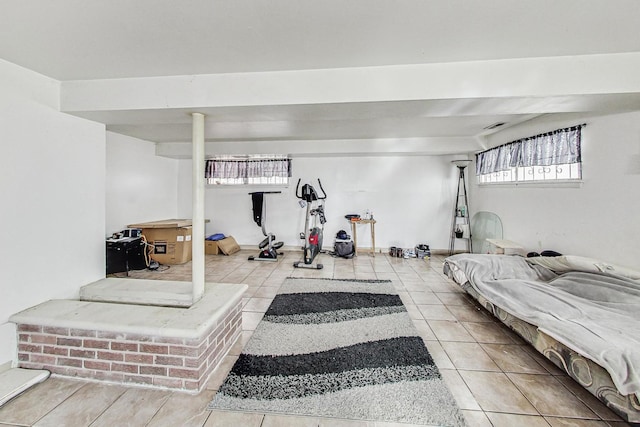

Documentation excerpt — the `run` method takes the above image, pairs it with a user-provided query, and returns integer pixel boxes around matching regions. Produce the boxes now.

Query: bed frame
[450,274,640,424]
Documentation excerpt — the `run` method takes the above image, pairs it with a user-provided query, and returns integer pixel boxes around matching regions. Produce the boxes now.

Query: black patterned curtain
[205,158,291,179]
[476,125,583,175]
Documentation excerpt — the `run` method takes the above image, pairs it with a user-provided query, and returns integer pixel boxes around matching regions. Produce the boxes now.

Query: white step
[0,367,49,407]
[79,277,196,307]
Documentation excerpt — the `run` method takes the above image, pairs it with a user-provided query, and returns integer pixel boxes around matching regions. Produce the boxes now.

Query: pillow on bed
[526,255,640,280]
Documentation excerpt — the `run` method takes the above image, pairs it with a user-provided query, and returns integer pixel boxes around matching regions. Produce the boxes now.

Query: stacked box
[217,236,240,255]
[128,219,193,265]
[205,240,219,255]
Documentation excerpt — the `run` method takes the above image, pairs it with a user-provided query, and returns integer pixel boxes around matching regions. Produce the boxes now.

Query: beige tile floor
[0,251,632,427]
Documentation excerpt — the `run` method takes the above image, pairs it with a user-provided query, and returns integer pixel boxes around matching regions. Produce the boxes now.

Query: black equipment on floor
[106,237,147,275]
[248,191,284,262]
[293,179,327,269]
[334,229,355,258]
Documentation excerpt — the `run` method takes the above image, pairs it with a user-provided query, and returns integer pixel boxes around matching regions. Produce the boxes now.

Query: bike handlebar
[295,178,327,200]
[316,179,327,200]
[295,178,302,199]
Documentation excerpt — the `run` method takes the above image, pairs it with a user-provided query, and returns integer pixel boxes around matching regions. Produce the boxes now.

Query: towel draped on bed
[445,254,640,396]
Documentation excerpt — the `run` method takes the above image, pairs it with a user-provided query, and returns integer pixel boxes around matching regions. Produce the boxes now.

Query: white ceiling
[2,0,640,152]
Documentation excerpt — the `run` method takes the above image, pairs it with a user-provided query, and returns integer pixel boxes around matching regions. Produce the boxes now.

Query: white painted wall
[177,155,462,253]
[0,59,106,366]
[470,111,640,269]
[105,132,179,235]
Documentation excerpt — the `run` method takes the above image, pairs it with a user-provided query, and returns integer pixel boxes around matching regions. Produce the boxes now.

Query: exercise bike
[248,191,284,262]
[293,179,326,269]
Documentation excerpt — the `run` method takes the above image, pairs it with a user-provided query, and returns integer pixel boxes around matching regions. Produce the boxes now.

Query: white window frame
[477,162,582,185]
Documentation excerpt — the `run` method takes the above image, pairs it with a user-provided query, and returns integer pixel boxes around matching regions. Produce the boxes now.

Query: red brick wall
[16,302,242,392]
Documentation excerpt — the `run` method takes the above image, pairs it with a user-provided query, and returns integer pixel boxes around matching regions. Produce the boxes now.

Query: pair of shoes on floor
[527,250,562,258]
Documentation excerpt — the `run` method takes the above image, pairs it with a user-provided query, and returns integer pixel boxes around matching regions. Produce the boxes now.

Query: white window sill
[477,180,583,189]
[206,184,290,190]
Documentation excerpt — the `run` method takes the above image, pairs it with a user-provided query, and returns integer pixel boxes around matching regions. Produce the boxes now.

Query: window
[476,125,584,184]
[205,155,291,186]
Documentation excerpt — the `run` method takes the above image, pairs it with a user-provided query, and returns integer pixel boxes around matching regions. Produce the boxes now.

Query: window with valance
[476,125,584,183]
[205,155,291,185]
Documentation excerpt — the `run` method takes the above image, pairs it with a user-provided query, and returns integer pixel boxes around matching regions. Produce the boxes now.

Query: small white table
[350,219,376,257]
[486,239,525,256]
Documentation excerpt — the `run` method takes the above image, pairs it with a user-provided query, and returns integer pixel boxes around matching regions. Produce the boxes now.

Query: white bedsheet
[445,254,640,396]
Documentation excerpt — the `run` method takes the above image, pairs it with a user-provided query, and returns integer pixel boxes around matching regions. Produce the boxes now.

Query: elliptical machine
[248,191,284,262]
[293,179,327,269]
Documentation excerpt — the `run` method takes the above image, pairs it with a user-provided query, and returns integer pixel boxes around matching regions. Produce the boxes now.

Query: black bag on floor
[334,240,355,258]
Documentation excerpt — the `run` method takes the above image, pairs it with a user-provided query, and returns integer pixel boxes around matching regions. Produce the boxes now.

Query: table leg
[351,222,358,257]
[370,222,375,257]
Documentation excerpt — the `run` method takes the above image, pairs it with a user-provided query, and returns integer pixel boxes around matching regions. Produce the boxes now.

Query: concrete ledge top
[9,282,247,339]
[80,278,197,307]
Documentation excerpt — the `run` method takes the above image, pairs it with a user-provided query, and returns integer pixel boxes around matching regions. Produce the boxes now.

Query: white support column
[191,112,205,302]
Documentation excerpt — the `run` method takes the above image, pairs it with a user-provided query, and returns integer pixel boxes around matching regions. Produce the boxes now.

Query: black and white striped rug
[209,278,467,426]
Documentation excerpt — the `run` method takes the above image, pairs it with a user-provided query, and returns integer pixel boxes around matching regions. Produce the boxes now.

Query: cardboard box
[128,219,193,265]
[205,240,219,255]
[217,236,240,255]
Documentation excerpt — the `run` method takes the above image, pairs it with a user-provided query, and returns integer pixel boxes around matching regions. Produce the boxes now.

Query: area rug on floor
[209,278,467,426]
